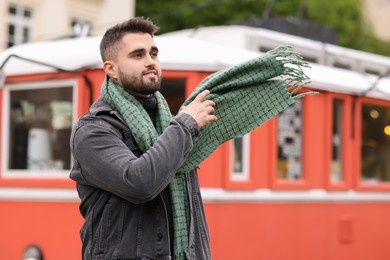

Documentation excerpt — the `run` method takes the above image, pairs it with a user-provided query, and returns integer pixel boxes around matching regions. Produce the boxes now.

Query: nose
[145,54,157,67]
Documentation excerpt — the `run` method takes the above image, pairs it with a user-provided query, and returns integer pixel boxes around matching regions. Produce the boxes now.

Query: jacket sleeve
[70,113,199,204]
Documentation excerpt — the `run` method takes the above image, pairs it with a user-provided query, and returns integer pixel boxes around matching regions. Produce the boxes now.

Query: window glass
[23,27,29,43]
[364,69,381,76]
[24,8,32,18]
[7,24,15,47]
[258,46,273,53]
[8,5,17,15]
[230,135,250,181]
[8,87,73,171]
[331,99,343,182]
[277,99,303,180]
[8,24,15,35]
[159,79,186,115]
[361,104,390,182]
[333,61,351,70]
[300,55,318,64]
[233,137,244,172]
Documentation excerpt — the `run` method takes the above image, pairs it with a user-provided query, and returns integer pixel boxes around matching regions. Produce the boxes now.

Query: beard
[118,67,161,96]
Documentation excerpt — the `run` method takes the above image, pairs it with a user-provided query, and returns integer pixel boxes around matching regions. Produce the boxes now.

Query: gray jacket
[70,98,211,260]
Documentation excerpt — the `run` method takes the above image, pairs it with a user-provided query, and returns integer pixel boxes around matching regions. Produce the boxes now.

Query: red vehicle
[1,32,390,260]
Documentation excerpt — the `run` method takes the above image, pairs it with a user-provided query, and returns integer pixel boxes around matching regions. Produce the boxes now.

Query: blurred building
[0,0,135,52]
[363,0,390,41]
[0,0,389,53]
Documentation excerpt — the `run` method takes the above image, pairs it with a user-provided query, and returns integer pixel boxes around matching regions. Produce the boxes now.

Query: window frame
[229,134,251,182]
[325,93,353,191]
[269,96,310,190]
[354,96,390,191]
[1,79,77,179]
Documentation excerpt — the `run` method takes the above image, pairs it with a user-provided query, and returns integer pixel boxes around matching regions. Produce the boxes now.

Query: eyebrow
[128,46,159,56]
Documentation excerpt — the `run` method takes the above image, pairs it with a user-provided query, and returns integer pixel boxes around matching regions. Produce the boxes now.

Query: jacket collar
[89,97,113,116]
[89,97,128,126]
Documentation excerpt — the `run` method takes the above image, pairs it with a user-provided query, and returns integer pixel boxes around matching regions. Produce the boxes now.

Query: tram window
[333,61,351,70]
[258,46,273,53]
[364,68,381,76]
[361,104,390,182]
[159,79,186,115]
[230,135,250,181]
[277,99,303,180]
[6,85,73,173]
[331,99,343,182]
[300,55,318,64]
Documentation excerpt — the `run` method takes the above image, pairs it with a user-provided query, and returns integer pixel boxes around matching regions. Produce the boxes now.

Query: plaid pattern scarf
[101,45,312,259]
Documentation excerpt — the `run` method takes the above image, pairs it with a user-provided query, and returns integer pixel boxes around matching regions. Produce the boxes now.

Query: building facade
[363,0,390,41]
[0,0,135,52]
[1,0,389,53]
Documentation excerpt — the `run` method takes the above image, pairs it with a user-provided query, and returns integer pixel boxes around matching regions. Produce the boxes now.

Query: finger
[207,114,218,123]
[203,100,215,107]
[207,106,215,114]
[194,90,210,102]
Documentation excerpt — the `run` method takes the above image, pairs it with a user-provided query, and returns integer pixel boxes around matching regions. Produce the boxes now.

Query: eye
[130,51,144,59]
[150,51,158,59]
[134,52,143,58]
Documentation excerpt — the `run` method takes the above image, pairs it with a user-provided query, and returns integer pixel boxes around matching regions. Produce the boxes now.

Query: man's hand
[179,90,217,129]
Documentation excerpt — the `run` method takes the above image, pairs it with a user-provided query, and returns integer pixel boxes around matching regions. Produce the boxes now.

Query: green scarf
[101,45,312,259]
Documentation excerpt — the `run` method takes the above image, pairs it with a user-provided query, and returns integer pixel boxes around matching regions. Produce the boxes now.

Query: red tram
[1,30,390,260]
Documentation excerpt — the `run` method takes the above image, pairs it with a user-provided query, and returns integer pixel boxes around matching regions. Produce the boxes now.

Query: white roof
[0,35,259,76]
[307,62,389,99]
[164,25,323,50]
[164,25,390,67]
[0,33,389,100]
[0,36,103,76]
[164,25,390,100]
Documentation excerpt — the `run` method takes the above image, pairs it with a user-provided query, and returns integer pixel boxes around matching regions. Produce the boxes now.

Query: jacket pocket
[96,201,112,254]
[95,199,127,258]
[81,208,95,260]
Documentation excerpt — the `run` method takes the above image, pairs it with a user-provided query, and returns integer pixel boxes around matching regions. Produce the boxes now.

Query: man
[70,17,217,259]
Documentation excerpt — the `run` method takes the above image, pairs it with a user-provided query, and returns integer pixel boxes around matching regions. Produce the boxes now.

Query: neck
[128,90,153,98]
[135,94,157,126]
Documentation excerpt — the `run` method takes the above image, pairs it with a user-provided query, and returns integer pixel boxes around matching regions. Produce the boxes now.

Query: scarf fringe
[268,45,317,98]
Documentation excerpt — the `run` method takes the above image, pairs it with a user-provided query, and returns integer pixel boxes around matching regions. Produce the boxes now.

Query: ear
[103,61,118,81]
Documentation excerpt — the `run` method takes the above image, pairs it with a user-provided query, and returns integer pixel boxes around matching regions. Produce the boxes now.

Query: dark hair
[100,17,159,61]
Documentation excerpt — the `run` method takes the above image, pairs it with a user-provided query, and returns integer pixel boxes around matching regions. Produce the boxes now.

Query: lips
[143,69,157,76]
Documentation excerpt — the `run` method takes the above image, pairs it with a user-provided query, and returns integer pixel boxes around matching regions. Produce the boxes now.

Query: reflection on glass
[277,99,303,180]
[8,87,73,171]
[233,137,243,173]
[361,104,390,182]
[331,99,343,182]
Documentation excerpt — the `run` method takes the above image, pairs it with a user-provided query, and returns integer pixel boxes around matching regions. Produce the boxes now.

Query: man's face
[107,33,162,97]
